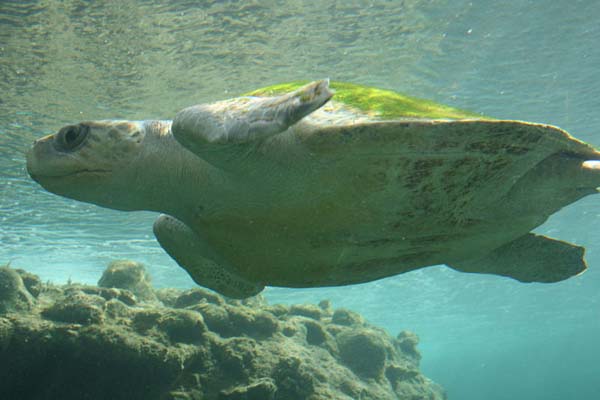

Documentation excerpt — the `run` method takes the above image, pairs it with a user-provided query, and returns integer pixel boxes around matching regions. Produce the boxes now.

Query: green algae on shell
[245,80,484,120]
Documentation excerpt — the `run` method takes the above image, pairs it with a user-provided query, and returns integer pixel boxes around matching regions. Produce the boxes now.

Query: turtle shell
[218,81,600,287]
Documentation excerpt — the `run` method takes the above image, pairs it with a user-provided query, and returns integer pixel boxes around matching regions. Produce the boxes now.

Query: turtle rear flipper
[153,214,264,298]
[448,233,587,283]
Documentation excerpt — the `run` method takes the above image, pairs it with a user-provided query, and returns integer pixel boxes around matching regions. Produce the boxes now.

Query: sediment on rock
[0,261,446,400]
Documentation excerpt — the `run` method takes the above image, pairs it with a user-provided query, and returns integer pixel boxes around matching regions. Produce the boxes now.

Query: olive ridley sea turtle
[26,80,600,298]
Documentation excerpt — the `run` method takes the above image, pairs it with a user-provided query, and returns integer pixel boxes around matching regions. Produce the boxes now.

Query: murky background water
[2,1,600,398]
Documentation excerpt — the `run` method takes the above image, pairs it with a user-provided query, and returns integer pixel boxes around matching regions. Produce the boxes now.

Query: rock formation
[0,261,446,400]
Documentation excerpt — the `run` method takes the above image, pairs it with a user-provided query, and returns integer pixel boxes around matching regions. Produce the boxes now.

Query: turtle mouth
[26,144,112,181]
[65,169,111,177]
[29,169,111,182]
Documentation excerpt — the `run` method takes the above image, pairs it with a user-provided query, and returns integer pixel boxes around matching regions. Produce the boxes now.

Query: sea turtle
[26,80,600,298]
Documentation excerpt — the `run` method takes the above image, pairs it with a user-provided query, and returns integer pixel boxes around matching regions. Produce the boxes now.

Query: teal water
[2,1,600,398]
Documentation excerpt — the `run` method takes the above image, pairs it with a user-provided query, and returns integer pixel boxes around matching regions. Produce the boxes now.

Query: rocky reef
[0,261,445,400]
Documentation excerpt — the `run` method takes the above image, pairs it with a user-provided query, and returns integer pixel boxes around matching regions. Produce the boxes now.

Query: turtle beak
[26,134,55,182]
[26,133,85,183]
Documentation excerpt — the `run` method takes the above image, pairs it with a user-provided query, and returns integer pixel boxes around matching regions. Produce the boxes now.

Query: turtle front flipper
[171,80,332,165]
[448,233,587,283]
[153,214,264,299]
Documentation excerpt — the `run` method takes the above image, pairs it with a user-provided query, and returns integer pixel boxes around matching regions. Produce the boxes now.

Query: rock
[154,288,181,307]
[236,294,268,308]
[0,263,446,400]
[251,311,279,338]
[67,285,137,306]
[337,328,388,378]
[0,267,35,314]
[0,317,12,351]
[133,308,206,344]
[98,260,157,302]
[289,304,323,320]
[281,323,297,337]
[318,299,333,315]
[272,357,315,399]
[219,378,277,400]
[175,287,224,307]
[211,336,257,380]
[225,305,277,338]
[331,308,364,326]
[263,303,289,317]
[161,309,206,344]
[324,323,345,337]
[42,291,104,325]
[193,303,278,339]
[386,363,420,384]
[396,330,422,363]
[302,319,328,346]
[193,302,231,336]
[104,298,131,319]
[15,269,42,297]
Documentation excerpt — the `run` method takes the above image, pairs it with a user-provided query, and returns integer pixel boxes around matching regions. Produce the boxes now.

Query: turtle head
[26,120,152,210]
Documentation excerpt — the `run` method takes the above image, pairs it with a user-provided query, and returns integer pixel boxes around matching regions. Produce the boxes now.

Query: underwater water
[2,0,600,398]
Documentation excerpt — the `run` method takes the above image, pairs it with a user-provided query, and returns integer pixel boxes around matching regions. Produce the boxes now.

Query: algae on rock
[0,261,446,400]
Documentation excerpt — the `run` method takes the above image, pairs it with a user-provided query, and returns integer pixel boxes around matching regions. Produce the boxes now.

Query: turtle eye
[55,124,89,152]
